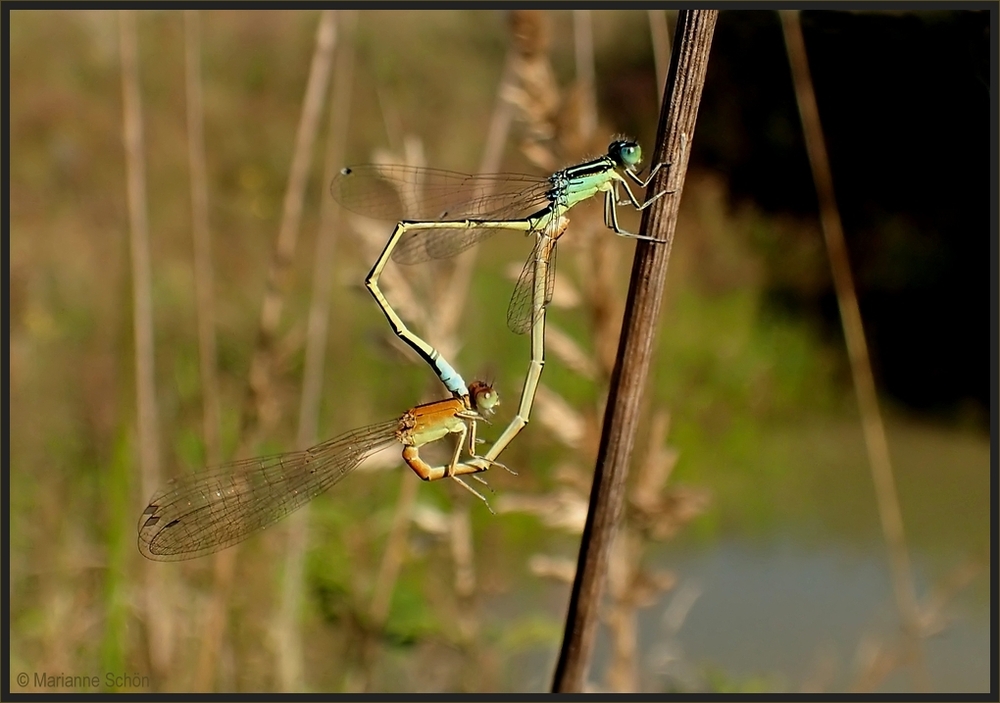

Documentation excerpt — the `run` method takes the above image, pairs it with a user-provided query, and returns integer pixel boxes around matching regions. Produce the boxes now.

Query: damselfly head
[608,140,643,170]
[468,380,500,417]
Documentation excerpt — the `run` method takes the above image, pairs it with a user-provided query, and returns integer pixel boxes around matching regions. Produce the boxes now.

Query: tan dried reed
[119,9,174,683]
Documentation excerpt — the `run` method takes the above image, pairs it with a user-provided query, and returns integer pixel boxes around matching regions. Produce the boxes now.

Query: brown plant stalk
[240,10,338,443]
[552,10,719,692]
[780,10,928,692]
[119,9,174,684]
[494,10,708,693]
[345,47,519,696]
[272,9,357,692]
[193,10,338,691]
[648,10,672,103]
[182,10,229,691]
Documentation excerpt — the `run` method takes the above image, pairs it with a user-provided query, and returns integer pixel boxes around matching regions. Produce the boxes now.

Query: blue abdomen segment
[432,353,468,397]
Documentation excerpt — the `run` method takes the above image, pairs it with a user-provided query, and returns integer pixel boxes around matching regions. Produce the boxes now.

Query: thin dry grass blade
[535,384,586,450]
[647,10,672,102]
[604,530,639,692]
[584,231,623,378]
[241,9,338,442]
[544,324,597,381]
[630,410,673,514]
[271,10,357,692]
[191,10,338,691]
[369,473,419,626]
[119,9,174,682]
[183,10,221,470]
[573,10,597,140]
[435,49,518,336]
[342,467,419,693]
[296,9,357,450]
[498,489,588,534]
[506,10,561,168]
[551,11,718,692]
[781,10,928,692]
[529,554,577,583]
[181,11,232,690]
[349,46,518,693]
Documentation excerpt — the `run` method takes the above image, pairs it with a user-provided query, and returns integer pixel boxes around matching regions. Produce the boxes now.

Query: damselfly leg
[333,140,670,460]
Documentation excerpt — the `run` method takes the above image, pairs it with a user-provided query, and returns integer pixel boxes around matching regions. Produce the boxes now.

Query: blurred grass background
[8,8,991,693]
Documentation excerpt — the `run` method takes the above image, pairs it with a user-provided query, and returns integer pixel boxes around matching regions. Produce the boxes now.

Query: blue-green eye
[623,144,641,166]
[609,140,642,168]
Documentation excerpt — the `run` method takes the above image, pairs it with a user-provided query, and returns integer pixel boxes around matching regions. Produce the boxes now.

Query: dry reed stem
[525,403,702,692]
[191,549,235,690]
[604,529,640,691]
[270,10,357,692]
[341,471,419,693]
[552,10,718,692]
[918,557,983,635]
[630,410,674,511]
[601,409,704,692]
[189,11,337,692]
[119,9,174,683]
[588,231,623,379]
[181,10,230,691]
[500,9,697,691]
[449,505,476,602]
[343,45,518,694]
[369,473,420,627]
[543,325,598,381]
[498,9,712,692]
[573,10,597,140]
[240,10,337,442]
[295,9,358,450]
[780,10,929,693]
[498,488,588,534]
[506,10,562,168]
[534,384,586,449]
[529,554,578,583]
[849,556,983,692]
[647,10,672,102]
[183,10,221,471]
[435,51,518,337]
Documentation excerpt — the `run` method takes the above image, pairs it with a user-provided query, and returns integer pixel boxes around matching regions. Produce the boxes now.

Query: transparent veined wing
[137,418,400,561]
[330,165,554,264]
[506,234,558,335]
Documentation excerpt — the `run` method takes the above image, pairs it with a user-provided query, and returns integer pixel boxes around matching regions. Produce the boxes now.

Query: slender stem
[189,10,337,691]
[296,9,357,452]
[273,10,357,692]
[182,11,230,690]
[349,46,517,695]
[780,10,929,692]
[435,49,517,336]
[120,9,174,683]
[573,9,596,140]
[241,9,338,442]
[120,10,160,538]
[551,10,718,693]
[183,10,221,470]
[647,10,671,103]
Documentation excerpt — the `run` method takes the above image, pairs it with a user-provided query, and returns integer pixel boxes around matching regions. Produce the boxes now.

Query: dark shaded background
[612,10,991,421]
[720,10,990,418]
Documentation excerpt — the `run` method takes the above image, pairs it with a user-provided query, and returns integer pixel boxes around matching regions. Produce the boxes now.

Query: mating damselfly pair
[138,139,670,561]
